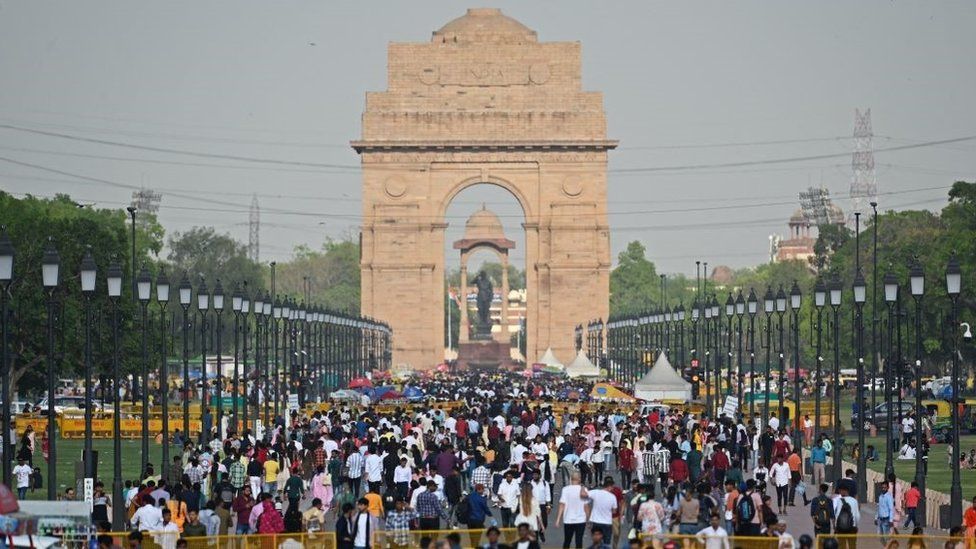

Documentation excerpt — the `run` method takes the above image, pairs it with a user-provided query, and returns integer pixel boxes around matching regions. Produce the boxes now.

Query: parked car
[33,395,99,416]
[851,401,915,430]
[0,400,32,415]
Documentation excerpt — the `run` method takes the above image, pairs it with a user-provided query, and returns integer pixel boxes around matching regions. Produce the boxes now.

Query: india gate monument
[352,8,615,369]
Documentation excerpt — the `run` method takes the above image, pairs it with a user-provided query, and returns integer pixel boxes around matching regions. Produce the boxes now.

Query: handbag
[321,473,333,486]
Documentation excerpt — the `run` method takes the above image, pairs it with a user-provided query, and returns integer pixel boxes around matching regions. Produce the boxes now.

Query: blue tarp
[403,386,425,401]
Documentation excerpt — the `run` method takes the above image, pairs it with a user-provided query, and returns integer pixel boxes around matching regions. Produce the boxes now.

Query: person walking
[696,513,731,549]
[556,472,589,549]
[769,455,791,515]
[833,485,860,549]
[903,481,921,529]
[810,439,828,488]
[497,471,521,527]
[416,480,447,531]
[877,482,894,541]
[676,488,701,535]
[809,483,834,536]
[587,477,617,543]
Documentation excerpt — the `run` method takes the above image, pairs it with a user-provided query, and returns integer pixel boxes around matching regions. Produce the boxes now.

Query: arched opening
[443,183,527,367]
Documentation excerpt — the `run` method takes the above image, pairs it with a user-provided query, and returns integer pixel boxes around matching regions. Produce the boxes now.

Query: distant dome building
[772,204,845,266]
[710,265,734,286]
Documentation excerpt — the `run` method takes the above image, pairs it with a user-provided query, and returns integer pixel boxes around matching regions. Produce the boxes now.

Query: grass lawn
[828,394,976,494]
[22,438,172,499]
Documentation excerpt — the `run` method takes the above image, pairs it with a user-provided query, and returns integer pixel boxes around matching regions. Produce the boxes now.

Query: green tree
[275,238,360,314]
[610,241,659,317]
[166,226,266,354]
[0,192,163,401]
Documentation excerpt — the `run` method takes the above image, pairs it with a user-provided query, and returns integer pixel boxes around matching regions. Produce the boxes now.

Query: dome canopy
[464,205,505,241]
[454,204,515,250]
[433,8,537,45]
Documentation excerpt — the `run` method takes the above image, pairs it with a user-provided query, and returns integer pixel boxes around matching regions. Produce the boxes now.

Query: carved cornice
[351,139,617,154]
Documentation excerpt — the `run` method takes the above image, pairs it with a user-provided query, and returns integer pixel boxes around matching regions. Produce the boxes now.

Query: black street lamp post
[213,281,225,439]
[136,265,152,475]
[155,271,170,481]
[735,291,745,409]
[79,248,96,481]
[762,287,774,428]
[41,239,60,500]
[883,269,898,478]
[775,286,787,424]
[178,272,192,440]
[830,274,844,482]
[853,268,868,502]
[0,229,12,488]
[725,293,735,405]
[909,257,925,526]
[106,260,124,529]
[813,278,826,443]
[232,285,243,434]
[789,281,802,456]
[747,289,758,424]
[197,279,210,444]
[946,254,962,525]
[704,301,713,415]
[272,298,282,421]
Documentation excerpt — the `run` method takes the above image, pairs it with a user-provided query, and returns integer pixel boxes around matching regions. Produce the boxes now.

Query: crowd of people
[9,370,976,549]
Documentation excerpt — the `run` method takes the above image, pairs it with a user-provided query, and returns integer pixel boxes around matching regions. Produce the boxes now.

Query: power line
[0,154,954,222]
[0,144,355,174]
[607,135,976,173]
[3,121,974,174]
[0,123,361,170]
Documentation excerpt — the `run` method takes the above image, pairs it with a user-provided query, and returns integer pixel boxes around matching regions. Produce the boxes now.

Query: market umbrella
[348,377,373,389]
[380,391,403,400]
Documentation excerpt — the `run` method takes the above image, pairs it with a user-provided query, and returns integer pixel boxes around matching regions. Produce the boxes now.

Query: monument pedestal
[457,338,516,371]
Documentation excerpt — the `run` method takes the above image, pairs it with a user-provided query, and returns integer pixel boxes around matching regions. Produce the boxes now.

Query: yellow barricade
[109,532,336,549]
[373,528,517,549]
[640,533,781,549]
[818,534,955,549]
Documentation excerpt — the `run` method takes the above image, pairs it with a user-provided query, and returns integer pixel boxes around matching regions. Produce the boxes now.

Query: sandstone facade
[352,8,615,369]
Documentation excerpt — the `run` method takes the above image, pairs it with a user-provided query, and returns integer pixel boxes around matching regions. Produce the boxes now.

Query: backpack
[813,495,832,527]
[455,495,471,524]
[737,494,756,523]
[836,499,855,532]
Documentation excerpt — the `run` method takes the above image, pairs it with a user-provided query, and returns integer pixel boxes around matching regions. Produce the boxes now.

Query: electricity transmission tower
[248,194,260,262]
[849,108,877,224]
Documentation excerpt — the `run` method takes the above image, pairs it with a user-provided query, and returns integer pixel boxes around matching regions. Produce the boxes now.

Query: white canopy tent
[565,350,601,379]
[536,347,564,369]
[634,352,692,401]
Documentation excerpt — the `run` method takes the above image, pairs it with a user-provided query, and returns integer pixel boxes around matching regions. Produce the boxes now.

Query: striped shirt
[644,450,671,477]
[346,452,365,479]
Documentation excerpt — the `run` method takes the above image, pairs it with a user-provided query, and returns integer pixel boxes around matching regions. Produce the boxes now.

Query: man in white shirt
[364,449,384,493]
[769,455,792,515]
[496,471,521,527]
[832,486,861,535]
[530,470,551,537]
[697,514,731,549]
[131,496,163,532]
[587,477,618,543]
[511,441,528,467]
[13,458,32,499]
[393,457,412,500]
[153,508,180,549]
[902,414,916,444]
[556,472,590,549]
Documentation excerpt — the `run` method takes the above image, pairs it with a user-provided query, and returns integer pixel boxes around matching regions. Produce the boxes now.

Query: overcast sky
[1,1,974,277]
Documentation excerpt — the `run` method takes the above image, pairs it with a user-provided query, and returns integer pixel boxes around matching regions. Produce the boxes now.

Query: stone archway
[352,8,615,369]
